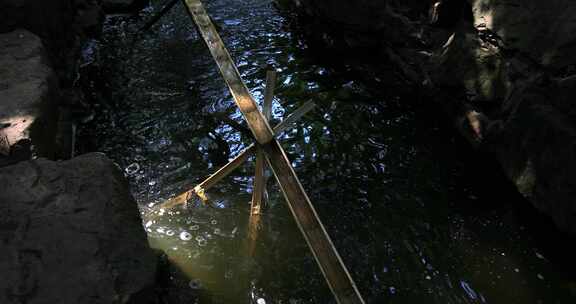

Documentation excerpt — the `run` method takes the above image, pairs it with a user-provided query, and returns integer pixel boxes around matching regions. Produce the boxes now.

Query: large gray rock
[0,0,104,75]
[0,153,157,304]
[0,29,58,159]
[430,0,576,232]
[468,0,576,69]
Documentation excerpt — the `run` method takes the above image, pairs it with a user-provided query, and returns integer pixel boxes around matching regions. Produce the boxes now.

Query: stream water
[78,0,576,303]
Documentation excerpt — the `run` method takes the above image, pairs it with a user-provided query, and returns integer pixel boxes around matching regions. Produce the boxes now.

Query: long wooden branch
[184,0,275,145]
[251,70,276,214]
[262,140,365,304]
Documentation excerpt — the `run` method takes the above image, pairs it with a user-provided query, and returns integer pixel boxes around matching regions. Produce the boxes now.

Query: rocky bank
[286,0,576,233]
[1,1,161,303]
[0,153,157,304]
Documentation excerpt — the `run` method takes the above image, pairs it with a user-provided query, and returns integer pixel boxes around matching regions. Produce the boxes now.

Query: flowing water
[78,0,576,303]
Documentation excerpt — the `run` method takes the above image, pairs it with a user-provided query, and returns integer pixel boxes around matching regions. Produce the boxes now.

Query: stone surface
[0,0,104,77]
[283,0,430,49]
[0,0,75,63]
[0,153,157,304]
[102,0,148,13]
[468,0,576,69]
[289,0,576,233]
[429,0,576,233]
[0,29,58,159]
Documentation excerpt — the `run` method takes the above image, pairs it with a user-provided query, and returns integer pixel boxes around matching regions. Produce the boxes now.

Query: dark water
[78,0,576,303]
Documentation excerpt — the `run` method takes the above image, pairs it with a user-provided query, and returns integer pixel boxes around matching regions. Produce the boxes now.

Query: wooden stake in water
[262,140,365,304]
[183,0,275,145]
[251,70,277,214]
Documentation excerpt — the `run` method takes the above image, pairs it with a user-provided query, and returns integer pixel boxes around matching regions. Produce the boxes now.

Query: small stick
[263,70,277,121]
[195,100,315,195]
[158,101,315,210]
[250,69,277,214]
[250,148,266,214]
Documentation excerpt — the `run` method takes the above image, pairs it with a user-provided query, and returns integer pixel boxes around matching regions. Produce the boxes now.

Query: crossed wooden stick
[142,1,365,303]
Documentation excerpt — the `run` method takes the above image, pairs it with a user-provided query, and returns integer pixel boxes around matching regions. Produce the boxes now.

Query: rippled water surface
[79,0,576,303]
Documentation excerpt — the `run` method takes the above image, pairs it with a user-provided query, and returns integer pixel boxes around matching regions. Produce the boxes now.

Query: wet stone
[0,30,58,160]
[0,153,157,304]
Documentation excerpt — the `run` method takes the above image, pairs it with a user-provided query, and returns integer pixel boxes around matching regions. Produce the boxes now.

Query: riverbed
[78,0,576,303]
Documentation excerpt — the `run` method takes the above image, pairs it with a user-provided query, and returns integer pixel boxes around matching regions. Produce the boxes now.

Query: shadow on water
[77,0,576,303]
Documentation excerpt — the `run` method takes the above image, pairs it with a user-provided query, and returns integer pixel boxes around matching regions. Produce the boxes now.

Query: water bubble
[537,274,544,280]
[211,220,217,225]
[189,279,201,290]
[196,236,205,242]
[190,225,200,231]
[145,221,153,228]
[257,298,266,304]
[198,239,207,247]
[166,230,175,236]
[156,227,165,234]
[148,180,157,186]
[180,231,193,241]
[214,228,221,235]
[125,163,140,175]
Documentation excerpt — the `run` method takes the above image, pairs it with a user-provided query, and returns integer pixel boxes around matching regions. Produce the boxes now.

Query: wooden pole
[250,70,277,214]
[251,148,266,214]
[262,140,365,304]
[263,70,277,121]
[183,0,275,145]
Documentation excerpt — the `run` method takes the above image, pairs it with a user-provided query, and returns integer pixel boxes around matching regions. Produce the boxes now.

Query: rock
[430,0,576,232]
[0,0,76,64]
[0,0,104,77]
[468,0,576,69]
[490,78,576,234]
[0,153,158,304]
[0,29,58,160]
[289,0,576,232]
[102,0,149,13]
[283,0,426,49]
